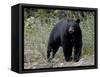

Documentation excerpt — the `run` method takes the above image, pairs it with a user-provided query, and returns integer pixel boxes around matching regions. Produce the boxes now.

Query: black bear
[47,19,82,62]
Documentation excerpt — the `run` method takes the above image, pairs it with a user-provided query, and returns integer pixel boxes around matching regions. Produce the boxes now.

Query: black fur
[47,19,82,62]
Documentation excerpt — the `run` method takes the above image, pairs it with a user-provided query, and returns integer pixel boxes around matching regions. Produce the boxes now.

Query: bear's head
[67,19,80,34]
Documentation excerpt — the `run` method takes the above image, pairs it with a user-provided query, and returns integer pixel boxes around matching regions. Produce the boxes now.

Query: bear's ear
[76,19,80,24]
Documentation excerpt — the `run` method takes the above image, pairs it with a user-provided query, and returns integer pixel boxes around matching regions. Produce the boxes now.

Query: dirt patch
[24,54,94,69]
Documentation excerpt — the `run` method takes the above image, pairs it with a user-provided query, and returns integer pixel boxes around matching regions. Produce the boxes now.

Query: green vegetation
[24,8,95,69]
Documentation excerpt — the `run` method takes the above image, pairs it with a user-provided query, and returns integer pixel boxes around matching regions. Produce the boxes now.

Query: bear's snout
[69,27,74,34]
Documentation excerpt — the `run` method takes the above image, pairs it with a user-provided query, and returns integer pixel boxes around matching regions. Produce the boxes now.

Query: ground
[24,47,94,69]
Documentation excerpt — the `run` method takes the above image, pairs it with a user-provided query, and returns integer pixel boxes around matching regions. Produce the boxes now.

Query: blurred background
[24,8,95,69]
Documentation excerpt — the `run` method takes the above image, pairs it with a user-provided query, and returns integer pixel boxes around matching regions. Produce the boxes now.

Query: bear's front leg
[62,40,73,62]
[74,38,82,62]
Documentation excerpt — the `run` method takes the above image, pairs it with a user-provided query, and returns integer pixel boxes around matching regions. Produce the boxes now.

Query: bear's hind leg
[47,48,53,62]
[47,48,59,62]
